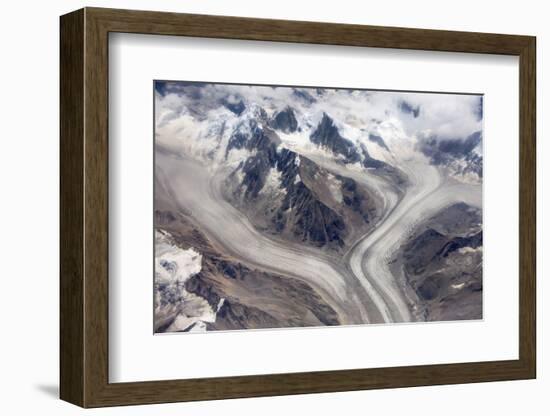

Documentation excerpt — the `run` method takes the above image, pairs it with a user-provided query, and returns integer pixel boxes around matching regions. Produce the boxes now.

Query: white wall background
[0,0,545,414]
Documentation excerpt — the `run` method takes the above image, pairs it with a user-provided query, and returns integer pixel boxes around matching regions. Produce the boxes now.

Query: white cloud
[155,81,483,151]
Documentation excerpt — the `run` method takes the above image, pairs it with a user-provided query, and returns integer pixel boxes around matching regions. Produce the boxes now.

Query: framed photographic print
[60,7,536,408]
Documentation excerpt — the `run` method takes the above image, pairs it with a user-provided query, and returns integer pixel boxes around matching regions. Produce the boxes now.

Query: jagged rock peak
[271,106,298,133]
[368,133,390,151]
[310,113,360,163]
[242,102,268,121]
[311,113,338,142]
[222,98,246,115]
[292,88,316,104]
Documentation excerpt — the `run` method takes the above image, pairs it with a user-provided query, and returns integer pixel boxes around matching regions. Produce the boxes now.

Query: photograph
[153,81,483,333]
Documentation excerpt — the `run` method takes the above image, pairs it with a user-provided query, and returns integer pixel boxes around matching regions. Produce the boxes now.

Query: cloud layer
[155,80,483,146]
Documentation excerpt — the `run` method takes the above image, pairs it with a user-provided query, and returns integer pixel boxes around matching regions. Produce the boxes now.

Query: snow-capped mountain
[155,84,483,251]
[153,82,484,331]
[154,229,224,332]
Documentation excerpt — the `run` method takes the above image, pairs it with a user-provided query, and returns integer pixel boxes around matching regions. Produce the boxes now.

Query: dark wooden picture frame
[60,7,536,408]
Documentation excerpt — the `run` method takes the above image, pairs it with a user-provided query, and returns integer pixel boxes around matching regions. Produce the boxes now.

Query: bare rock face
[418,131,483,179]
[187,259,341,330]
[310,113,361,164]
[155,214,341,332]
[222,98,246,115]
[368,133,390,151]
[278,180,346,248]
[223,108,381,252]
[270,106,298,133]
[394,203,482,321]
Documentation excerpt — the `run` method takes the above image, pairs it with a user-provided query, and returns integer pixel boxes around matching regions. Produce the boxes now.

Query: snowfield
[155,229,221,332]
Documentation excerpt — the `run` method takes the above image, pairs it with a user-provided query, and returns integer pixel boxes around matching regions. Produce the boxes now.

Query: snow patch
[458,246,482,255]
[188,321,208,332]
[445,158,483,185]
[155,229,220,333]
[260,167,285,195]
[326,173,343,204]
[155,230,202,285]
[226,147,254,166]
